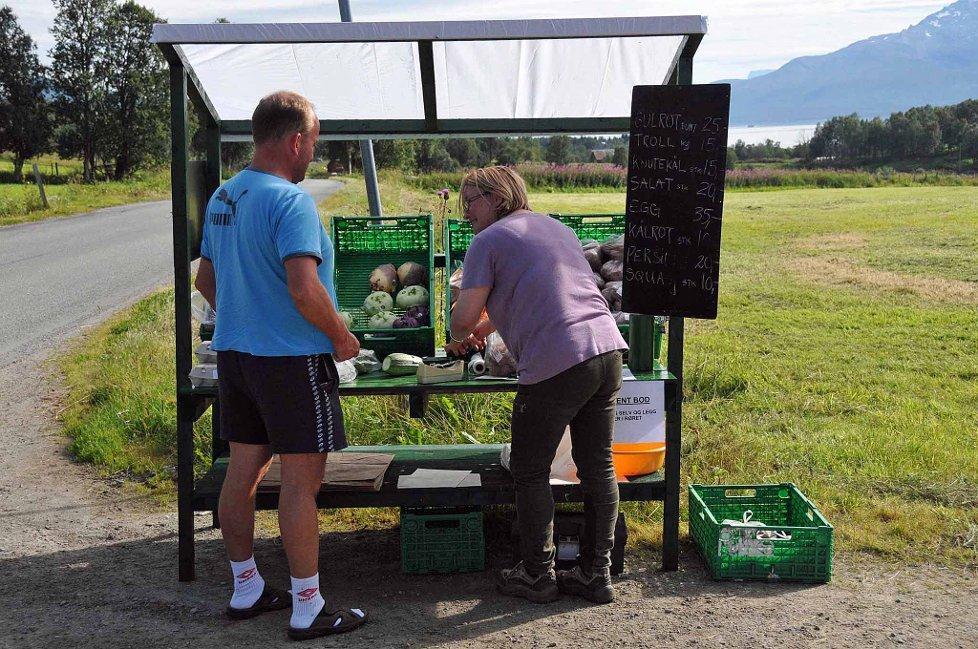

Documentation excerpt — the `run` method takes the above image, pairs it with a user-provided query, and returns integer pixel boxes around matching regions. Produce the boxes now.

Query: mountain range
[722,0,978,126]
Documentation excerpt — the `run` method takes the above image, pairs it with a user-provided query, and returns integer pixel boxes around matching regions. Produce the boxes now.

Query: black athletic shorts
[216,350,348,454]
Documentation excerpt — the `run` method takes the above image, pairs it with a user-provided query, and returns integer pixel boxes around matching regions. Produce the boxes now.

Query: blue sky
[9,0,950,82]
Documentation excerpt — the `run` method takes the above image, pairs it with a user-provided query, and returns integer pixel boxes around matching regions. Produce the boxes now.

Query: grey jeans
[509,350,622,578]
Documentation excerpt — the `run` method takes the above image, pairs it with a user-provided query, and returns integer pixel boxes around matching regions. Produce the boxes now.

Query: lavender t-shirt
[462,211,627,385]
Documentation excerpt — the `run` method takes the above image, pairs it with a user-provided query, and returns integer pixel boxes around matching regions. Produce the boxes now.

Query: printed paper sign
[613,380,665,444]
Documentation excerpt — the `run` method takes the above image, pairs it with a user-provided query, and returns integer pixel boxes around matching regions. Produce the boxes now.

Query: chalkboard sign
[621,84,730,320]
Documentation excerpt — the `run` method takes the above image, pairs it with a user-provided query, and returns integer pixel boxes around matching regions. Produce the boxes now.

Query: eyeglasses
[460,191,490,214]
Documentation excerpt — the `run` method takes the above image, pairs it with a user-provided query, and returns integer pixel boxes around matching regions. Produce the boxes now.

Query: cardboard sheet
[261,453,394,492]
[397,469,475,489]
[322,452,394,492]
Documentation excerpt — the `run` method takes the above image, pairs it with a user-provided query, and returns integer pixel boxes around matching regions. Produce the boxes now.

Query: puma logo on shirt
[209,188,249,226]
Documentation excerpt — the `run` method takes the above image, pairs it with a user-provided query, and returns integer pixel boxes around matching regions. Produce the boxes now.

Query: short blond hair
[459,166,530,218]
[252,91,317,145]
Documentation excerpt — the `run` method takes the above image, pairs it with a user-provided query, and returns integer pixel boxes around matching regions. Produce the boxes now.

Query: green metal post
[627,316,655,372]
[339,0,382,216]
[204,118,221,197]
[170,61,196,582]
[661,53,694,573]
[204,117,224,530]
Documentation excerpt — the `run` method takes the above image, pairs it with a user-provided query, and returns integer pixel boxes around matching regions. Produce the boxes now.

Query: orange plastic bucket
[612,442,666,480]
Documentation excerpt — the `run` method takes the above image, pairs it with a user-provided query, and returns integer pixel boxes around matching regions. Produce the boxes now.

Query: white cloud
[7,0,951,81]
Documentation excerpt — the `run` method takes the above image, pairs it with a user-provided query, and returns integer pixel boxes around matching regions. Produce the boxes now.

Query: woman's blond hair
[458,166,530,218]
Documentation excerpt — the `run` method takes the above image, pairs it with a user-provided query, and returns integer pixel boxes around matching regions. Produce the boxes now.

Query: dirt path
[0,350,975,648]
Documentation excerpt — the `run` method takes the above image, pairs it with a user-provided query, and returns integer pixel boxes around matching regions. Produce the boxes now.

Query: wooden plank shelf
[193,445,665,512]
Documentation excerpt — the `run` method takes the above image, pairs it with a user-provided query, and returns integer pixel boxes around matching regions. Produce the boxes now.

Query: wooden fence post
[32,163,49,208]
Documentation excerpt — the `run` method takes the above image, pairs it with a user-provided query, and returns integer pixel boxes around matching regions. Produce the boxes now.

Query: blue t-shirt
[200,167,338,356]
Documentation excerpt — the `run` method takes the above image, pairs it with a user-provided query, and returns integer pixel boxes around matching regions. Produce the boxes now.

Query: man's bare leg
[220,442,273,610]
[220,442,273,560]
[279,453,327,629]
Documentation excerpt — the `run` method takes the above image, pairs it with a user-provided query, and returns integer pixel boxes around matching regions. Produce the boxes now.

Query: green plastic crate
[331,215,435,359]
[444,214,661,360]
[689,483,834,583]
[444,219,473,336]
[549,212,625,242]
[400,507,485,574]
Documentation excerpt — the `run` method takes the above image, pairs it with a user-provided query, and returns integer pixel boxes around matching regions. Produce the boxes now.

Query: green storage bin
[689,483,834,583]
[444,219,474,336]
[550,212,625,243]
[444,214,662,360]
[400,507,485,574]
[332,215,435,359]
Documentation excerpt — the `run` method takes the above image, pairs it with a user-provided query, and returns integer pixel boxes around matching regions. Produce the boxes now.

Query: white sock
[290,574,326,629]
[229,556,266,610]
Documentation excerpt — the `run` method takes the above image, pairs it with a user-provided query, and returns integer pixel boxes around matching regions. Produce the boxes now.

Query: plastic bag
[485,332,518,377]
[335,358,358,384]
[499,427,579,484]
[601,281,622,311]
[600,259,623,282]
[600,234,624,262]
[550,427,579,483]
[449,266,465,305]
[352,349,381,374]
[190,290,215,325]
[583,246,602,272]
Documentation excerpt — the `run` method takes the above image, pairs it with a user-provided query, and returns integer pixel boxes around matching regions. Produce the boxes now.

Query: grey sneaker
[496,562,560,603]
[556,566,614,604]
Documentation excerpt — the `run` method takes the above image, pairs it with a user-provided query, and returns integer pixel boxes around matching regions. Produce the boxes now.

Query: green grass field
[0,152,85,179]
[0,153,169,227]
[58,175,978,566]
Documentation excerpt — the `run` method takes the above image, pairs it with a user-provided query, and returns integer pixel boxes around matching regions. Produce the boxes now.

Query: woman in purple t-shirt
[450,166,626,605]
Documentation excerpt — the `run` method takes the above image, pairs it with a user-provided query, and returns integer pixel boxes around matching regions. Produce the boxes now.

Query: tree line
[728,100,978,168]
[807,101,978,167]
[0,0,166,183]
[310,135,629,176]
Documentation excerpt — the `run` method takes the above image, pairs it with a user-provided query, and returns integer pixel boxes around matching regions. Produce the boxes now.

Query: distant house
[589,148,615,162]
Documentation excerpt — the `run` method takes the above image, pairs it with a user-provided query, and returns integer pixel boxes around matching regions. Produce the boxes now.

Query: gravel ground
[0,350,975,649]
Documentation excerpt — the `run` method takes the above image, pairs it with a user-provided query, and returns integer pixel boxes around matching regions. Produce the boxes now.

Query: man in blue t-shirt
[195,91,366,639]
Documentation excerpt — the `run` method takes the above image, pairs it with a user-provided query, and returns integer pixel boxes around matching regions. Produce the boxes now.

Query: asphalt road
[0,178,342,367]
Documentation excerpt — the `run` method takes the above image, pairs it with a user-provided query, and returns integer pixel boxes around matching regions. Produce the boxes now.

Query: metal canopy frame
[157,16,703,583]
[152,16,705,140]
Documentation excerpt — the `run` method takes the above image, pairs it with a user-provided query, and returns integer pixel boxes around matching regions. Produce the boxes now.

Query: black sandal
[287,606,368,641]
[225,585,291,620]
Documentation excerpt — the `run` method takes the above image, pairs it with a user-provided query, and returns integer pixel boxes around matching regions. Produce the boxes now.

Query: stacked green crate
[332,215,436,359]
[689,483,834,583]
[400,508,485,574]
[444,219,474,337]
[444,214,661,359]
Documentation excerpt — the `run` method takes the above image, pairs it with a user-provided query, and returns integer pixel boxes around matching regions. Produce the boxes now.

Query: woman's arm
[450,287,491,343]
[446,309,495,356]
[473,317,496,340]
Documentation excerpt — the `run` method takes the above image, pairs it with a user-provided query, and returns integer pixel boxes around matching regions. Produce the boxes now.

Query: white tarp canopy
[152,17,707,138]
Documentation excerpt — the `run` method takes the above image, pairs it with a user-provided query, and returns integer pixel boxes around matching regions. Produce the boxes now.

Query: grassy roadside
[57,174,978,566]
[0,162,169,227]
